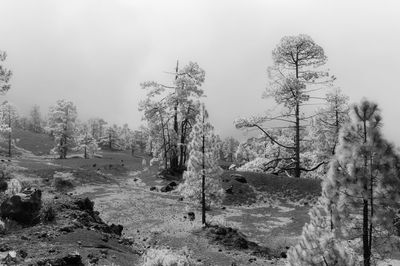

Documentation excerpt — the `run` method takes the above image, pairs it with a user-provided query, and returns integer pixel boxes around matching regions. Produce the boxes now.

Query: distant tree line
[2,100,148,159]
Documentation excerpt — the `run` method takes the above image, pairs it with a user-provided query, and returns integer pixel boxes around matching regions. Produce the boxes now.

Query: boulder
[74,197,94,212]
[109,224,123,236]
[168,181,178,187]
[37,252,83,266]
[0,181,7,192]
[187,212,195,221]
[3,251,17,265]
[228,164,237,170]
[149,186,157,191]
[231,174,247,183]
[0,189,42,225]
[160,184,175,192]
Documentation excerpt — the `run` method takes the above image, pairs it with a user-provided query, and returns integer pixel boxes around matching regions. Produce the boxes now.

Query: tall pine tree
[322,99,400,265]
[289,99,400,265]
[178,104,223,225]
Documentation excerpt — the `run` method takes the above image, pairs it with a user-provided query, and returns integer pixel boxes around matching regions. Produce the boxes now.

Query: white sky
[1,0,400,144]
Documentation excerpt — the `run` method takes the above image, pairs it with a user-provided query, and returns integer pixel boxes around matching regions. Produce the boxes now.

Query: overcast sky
[0,0,399,144]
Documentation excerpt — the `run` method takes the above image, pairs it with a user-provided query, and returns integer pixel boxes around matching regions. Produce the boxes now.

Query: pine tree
[312,89,350,158]
[178,104,224,225]
[322,99,400,265]
[221,137,239,162]
[235,35,335,178]
[289,99,400,265]
[75,123,99,159]
[98,125,123,150]
[29,104,43,133]
[140,61,205,172]
[0,101,18,157]
[288,199,357,266]
[48,100,78,159]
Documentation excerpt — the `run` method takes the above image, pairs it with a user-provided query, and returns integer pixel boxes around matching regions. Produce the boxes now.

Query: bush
[41,204,56,223]
[5,179,22,195]
[0,218,23,234]
[141,248,194,266]
[53,178,74,191]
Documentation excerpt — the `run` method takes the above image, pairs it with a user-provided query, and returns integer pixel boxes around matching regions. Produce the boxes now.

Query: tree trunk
[159,111,168,170]
[363,199,370,266]
[8,131,11,158]
[169,60,180,171]
[60,135,66,159]
[294,101,300,178]
[333,103,339,155]
[84,133,88,159]
[8,106,11,157]
[294,62,301,178]
[362,119,371,266]
[179,120,188,169]
[201,111,206,226]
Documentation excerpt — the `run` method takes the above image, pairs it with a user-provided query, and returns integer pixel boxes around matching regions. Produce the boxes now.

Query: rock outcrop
[0,188,42,225]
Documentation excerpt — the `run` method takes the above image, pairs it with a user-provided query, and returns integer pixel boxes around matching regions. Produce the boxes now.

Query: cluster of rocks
[0,190,132,265]
[56,197,124,236]
[37,252,84,266]
[203,224,281,260]
[150,181,178,193]
[0,186,124,236]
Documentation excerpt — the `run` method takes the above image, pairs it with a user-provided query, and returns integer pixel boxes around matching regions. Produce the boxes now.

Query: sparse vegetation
[141,248,194,266]
[0,4,399,264]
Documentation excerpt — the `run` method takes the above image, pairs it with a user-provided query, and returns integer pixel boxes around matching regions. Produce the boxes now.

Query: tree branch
[248,123,295,150]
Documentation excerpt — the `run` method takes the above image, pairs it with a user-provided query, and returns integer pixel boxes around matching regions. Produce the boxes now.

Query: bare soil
[0,149,319,265]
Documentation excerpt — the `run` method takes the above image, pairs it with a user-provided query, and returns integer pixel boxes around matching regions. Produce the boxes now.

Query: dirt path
[71,168,304,265]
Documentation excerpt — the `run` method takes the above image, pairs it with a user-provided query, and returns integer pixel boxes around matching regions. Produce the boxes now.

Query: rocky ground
[0,191,143,265]
[0,150,322,265]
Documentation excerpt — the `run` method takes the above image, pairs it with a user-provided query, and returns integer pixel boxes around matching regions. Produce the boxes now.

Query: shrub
[53,178,74,191]
[1,218,23,234]
[52,172,75,191]
[5,179,22,195]
[41,204,56,223]
[141,248,194,266]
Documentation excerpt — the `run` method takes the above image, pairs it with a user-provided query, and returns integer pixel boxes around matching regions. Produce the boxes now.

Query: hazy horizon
[1,0,400,144]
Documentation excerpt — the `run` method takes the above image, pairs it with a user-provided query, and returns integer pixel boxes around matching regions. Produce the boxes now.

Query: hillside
[10,128,54,156]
